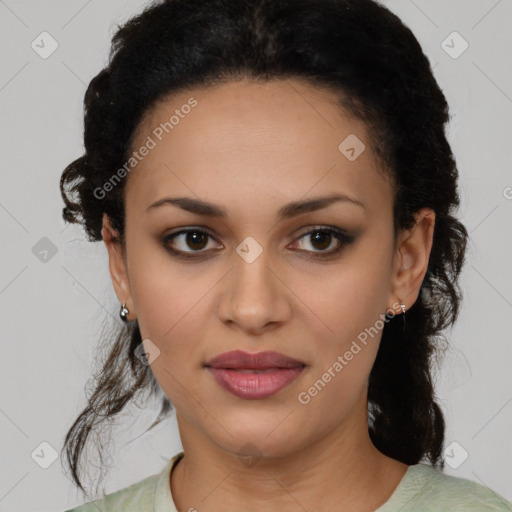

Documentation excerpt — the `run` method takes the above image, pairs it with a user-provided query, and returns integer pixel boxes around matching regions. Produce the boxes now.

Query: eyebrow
[145,193,366,219]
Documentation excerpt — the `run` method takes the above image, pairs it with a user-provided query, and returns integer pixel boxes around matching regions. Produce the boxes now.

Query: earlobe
[101,213,134,319]
[388,208,435,313]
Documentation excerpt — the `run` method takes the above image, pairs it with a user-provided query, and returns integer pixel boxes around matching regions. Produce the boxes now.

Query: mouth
[205,350,305,369]
[204,350,306,399]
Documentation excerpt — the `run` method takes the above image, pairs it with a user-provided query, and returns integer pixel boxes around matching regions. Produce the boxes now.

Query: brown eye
[293,227,355,259]
[162,226,355,261]
[183,231,209,250]
[308,230,334,251]
[162,228,219,257]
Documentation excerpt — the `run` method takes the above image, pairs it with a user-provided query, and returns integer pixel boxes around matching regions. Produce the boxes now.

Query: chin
[208,411,308,460]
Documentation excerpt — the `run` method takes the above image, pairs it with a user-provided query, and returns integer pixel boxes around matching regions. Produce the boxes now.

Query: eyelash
[161,226,355,261]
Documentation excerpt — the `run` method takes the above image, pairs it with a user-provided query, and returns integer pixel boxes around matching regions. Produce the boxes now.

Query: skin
[102,78,435,512]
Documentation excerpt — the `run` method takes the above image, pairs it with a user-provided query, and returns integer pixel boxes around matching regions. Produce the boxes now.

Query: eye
[162,228,220,258]
[161,226,355,260]
[291,226,355,259]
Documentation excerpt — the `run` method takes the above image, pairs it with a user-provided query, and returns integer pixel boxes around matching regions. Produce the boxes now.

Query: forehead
[125,78,393,219]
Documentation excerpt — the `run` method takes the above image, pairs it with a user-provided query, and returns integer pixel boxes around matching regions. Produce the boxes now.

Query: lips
[204,350,306,399]
[205,350,305,370]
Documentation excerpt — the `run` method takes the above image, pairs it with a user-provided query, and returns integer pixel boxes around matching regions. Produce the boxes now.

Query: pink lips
[204,350,305,399]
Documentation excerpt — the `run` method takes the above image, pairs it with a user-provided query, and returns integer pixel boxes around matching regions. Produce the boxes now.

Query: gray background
[0,0,511,510]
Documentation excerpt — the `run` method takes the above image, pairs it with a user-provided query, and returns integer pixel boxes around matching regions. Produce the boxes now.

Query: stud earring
[120,302,129,322]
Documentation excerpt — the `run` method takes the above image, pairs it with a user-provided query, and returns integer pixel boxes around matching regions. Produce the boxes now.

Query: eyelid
[293,224,352,239]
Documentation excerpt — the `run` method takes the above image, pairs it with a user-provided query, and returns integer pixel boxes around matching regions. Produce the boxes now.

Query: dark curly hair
[60,0,468,498]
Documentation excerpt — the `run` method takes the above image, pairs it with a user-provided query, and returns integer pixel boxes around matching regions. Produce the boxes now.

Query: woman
[60,0,512,510]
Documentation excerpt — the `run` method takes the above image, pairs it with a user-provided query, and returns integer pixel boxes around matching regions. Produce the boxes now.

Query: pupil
[311,231,331,250]
[187,231,207,250]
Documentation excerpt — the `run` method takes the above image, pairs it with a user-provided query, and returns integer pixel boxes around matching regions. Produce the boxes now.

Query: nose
[217,245,292,335]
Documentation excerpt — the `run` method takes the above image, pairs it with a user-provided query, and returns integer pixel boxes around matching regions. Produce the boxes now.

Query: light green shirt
[65,451,512,511]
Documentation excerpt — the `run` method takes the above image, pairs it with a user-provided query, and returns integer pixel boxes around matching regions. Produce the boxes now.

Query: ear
[387,207,435,315]
[101,213,135,321]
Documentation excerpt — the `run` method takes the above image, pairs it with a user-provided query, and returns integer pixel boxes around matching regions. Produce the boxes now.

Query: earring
[399,298,406,331]
[120,302,129,322]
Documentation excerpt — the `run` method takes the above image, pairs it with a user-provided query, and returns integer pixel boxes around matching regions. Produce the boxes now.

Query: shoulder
[399,463,512,511]
[63,467,162,512]
[64,452,184,512]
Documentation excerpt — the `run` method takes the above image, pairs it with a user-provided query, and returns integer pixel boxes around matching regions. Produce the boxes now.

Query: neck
[171,394,407,512]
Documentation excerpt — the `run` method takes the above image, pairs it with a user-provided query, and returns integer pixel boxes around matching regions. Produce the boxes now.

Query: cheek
[126,235,208,339]
[128,255,216,389]
[294,296,382,434]
[132,272,211,365]
[133,280,209,418]
[292,247,392,404]
[293,253,391,352]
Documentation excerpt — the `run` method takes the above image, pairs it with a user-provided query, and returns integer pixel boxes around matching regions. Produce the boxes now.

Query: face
[102,78,434,461]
